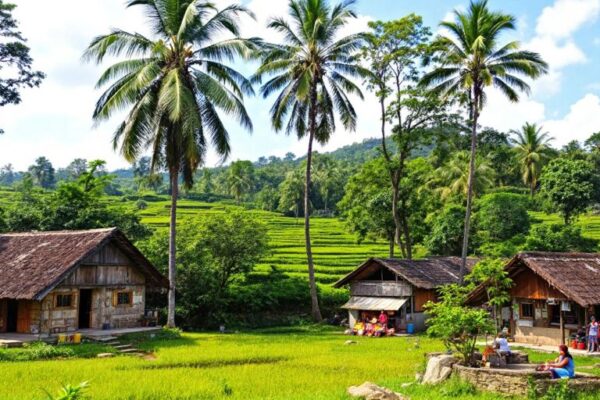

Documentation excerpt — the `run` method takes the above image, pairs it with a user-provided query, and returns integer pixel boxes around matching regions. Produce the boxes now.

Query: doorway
[78,289,93,329]
[6,300,18,332]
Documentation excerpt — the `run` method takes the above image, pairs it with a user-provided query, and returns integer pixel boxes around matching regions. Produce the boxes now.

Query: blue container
[407,323,415,334]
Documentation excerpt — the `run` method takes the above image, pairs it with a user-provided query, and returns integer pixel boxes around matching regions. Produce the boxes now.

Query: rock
[97,353,115,358]
[422,354,458,385]
[414,373,423,383]
[345,340,358,345]
[400,382,414,388]
[347,382,408,400]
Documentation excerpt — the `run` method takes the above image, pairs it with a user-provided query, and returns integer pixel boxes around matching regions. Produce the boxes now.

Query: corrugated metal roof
[341,296,408,311]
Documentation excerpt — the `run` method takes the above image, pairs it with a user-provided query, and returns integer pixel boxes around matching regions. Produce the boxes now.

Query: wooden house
[0,228,167,335]
[467,252,600,346]
[333,257,476,332]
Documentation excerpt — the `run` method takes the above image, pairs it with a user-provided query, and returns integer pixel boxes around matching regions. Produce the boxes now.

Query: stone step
[91,336,118,342]
[114,344,133,349]
[106,341,120,346]
[119,348,141,354]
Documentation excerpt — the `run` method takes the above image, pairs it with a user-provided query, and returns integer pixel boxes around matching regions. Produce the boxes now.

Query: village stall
[467,252,600,346]
[0,228,167,335]
[334,257,476,333]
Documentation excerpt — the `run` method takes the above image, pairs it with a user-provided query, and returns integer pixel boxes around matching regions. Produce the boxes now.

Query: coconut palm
[511,123,553,196]
[253,0,367,321]
[432,151,494,200]
[227,160,254,203]
[84,0,258,327]
[419,0,547,280]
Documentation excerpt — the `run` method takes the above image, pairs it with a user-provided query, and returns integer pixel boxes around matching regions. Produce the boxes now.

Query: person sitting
[378,311,389,327]
[537,344,575,379]
[494,332,511,356]
[352,321,365,336]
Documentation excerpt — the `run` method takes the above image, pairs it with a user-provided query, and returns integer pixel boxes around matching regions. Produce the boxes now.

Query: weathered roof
[333,257,477,289]
[466,252,600,307]
[0,228,168,300]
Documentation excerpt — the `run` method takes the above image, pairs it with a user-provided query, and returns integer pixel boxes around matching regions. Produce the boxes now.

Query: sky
[1,0,600,170]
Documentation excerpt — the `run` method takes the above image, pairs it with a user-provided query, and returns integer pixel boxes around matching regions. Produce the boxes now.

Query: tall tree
[65,158,89,180]
[361,15,457,259]
[227,160,254,203]
[431,151,494,200]
[254,0,366,321]
[0,0,45,133]
[84,0,257,327]
[28,156,55,189]
[419,0,548,280]
[0,163,15,185]
[511,123,553,196]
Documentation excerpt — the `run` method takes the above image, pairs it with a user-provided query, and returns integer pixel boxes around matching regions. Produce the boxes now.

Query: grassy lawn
[0,327,511,400]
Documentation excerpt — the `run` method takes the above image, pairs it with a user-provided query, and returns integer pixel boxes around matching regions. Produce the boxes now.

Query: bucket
[407,323,415,334]
[72,333,82,344]
[578,342,586,350]
[571,339,578,349]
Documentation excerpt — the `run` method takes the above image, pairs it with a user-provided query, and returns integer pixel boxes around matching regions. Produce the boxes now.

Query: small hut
[467,252,600,346]
[334,257,476,332]
[0,228,167,335]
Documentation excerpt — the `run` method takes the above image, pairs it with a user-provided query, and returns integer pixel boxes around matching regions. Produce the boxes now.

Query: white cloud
[544,93,600,146]
[478,89,546,132]
[524,0,600,94]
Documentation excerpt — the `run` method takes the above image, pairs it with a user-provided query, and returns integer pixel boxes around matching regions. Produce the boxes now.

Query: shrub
[425,204,471,256]
[476,192,530,241]
[524,224,598,252]
[0,342,75,362]
[44,381,89,400]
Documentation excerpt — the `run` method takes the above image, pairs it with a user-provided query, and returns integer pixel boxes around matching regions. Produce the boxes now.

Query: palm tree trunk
[460,91,479,282]
[166,169,178,328]
[391,177,407,258]
[306,82,322,322]
[388,237,394,258]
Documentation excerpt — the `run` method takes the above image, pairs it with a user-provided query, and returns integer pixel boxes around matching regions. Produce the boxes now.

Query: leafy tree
[511,123,554,196]
[312,154,344,213]
[254,0,367,321]
[28,156,55,189]
[425,284,494,365]
[524,224,597,252]
[584,132,600,152]
[420,0,548,280]
[0,0,45,132]
[227,160,254,203]
[431,151,494,200]
[476,192,530,241]
[0,163,15,185]
[278,169,305,219]
[84,0,257,327]
[138,210,268,328]
[64,159,89,180]
[425,203,469,256]
[540,158,597,224]
[197,168,215,194]
[256,185,279,212]
[466,258,512,332]
[361,15,458,259]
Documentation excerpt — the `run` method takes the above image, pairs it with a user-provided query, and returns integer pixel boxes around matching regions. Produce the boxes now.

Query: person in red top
[378,310,388,327]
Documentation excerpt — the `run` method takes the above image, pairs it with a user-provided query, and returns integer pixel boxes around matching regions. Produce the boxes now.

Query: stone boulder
[347,382,408,400]
[422,354,459,385]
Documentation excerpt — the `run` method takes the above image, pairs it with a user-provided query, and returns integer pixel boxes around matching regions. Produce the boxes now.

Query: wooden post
[560,309,565,345]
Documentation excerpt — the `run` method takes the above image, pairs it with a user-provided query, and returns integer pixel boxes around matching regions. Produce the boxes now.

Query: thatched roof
[333,257,478,289]
[0,228,168,300]
[467,252,600,307]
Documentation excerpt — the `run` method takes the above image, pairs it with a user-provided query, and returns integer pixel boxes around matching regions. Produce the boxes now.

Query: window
[115,291,132,306]
[55,294,73,308]
[520,303,534,319]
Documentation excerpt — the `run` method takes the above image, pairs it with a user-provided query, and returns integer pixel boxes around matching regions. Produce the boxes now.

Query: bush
[524,224,598,252]
[0,341,75,362]
[425,204,470,256]
[476,192,530,241]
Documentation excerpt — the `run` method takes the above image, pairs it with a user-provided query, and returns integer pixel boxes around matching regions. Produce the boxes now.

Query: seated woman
[494,332,511,356]
[537,344,575,379]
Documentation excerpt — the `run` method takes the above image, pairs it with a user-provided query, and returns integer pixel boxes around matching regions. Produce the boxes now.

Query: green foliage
[227,160,255,204]
[44,381,89,400]
[476,192,530,241]
[28,156,56,189]
[425,284,494,365]
[0,0,45,111]
[540,157,598,224]
[524,224,598,252]
[511,123,554,196]
[541,380,576,400]
[0,342,75,361]
[138,210,269,328]
[425,204,467,256]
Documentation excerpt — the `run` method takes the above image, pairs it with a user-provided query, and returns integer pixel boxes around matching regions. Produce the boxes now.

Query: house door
[16,301,31,333]
[6,300,18,333]
[78,289,93,329]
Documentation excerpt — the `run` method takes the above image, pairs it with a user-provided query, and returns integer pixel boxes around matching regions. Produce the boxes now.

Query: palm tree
[432,151,494,200]
[419,0,547,280]
[227,160,254,203]
[511,123,553,196]
[84,0,257,327]
[253,0,366,321]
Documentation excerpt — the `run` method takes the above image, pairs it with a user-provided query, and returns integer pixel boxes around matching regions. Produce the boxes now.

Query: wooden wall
[0,300,6,333]
[414,289,436,312]
[510,269,566,300]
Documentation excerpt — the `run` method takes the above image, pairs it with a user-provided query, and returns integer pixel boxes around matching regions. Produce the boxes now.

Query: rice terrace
[1,0,600,399]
